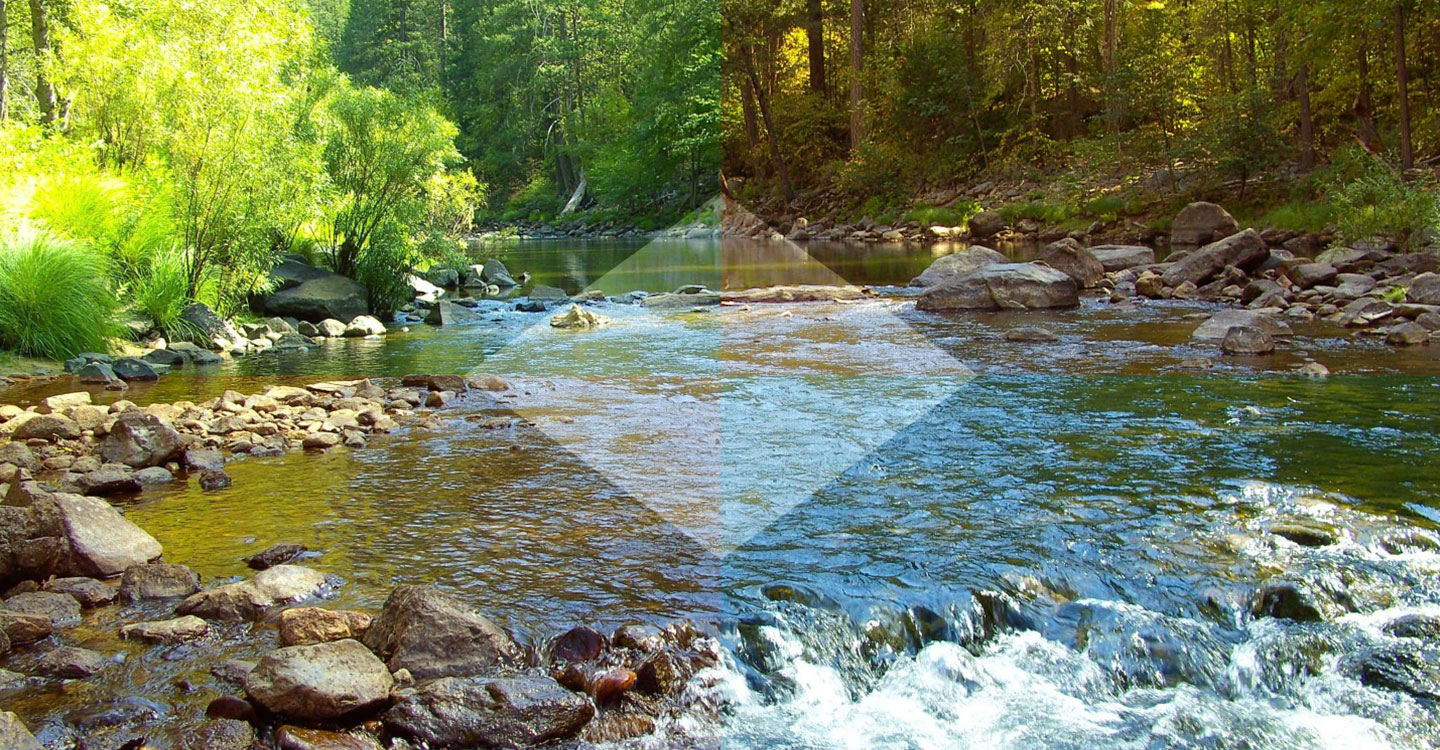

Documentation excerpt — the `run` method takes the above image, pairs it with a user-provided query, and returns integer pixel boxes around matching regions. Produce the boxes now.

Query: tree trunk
[848,0,863,152]
[1354,35,1382,153]
[744,45,795,202]
[1102,0,1120,134]
[1296,63,1316,171]
[28,0,56,125]
[1220,0,1235,93]
[806,0,825,95]
[741,77,760,149]
[1395,3,1413,169]
[0,0,9,123]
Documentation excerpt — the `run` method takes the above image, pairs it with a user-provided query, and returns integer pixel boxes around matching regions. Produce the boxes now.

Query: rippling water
[4,239,1440,748]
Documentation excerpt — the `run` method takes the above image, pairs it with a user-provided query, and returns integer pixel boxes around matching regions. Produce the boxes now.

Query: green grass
[0,229,118,359]
[998,200,1071,225]
[1255,201,1338,233]
[131,246,201,341]
[905,200,981,227]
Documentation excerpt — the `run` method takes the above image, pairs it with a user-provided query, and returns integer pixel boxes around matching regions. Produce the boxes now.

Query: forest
[0,0,718,361]
[723,0,1440,237]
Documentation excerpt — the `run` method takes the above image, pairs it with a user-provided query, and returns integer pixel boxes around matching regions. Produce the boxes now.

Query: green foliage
[130,246,207,342]
[0,229,117,359]
[502,172,563,222]
[999,201,1071,225]
[353,220,415,317]
[1325,150,1440,249]
[905,201,982,228]
[1258,201,1338,233]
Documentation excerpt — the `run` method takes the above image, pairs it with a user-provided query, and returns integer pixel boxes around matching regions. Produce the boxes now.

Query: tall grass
[0,229,118,359]
[130,246,202,341]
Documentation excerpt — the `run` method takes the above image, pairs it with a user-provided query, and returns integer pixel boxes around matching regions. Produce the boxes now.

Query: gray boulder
[1288,262,1338,290]
[12,414,80,442]
[245,639,393,720]
[1037,238,1105,288]
[99,412,184,468]
[1221,326,1275,355]
[1089,245,1156,273]
[1171,202,1240,246]
[265,275,369,324]
[909,246,1007,287]
[384,676,594,748]
[53,493,163,577]
[967,210,1007,239]
[481,259,519,287]
[1162,229,1267,287]
[916,263,1079,311]
[363,585,521,680]
[1409,272,1440,306]
[113,357,160,382]
[1191,310,1293,343]
[120,563,202,602]
[2,591,81,628]
[34,645,108,678]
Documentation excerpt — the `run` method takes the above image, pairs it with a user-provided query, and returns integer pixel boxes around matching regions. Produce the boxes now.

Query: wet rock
[142,348,187,368]
[35,645,108,678]
[967,210,1007,239]
[0,711,43,750]
[246,543,307,570]
[362,585,521,679]
[2,591,81,628]
[425,300,479,326]
[0,610,52,644]
[279,607,372,646]
[401,374,467,393]
[481,259,519,288]
[1385,615,1440,641]
[1408,272,1440,305]
[1251,581,1333,622]
[245,639,394,720]
[316,319,347,338]
[178,565,330,621]
[1191,310,1292,343]
[13,413,81,441]
[275,725,384,750]
[612,624,666,654]
[1357,645,1440,701]
[1037,238,1105,288]
[120,615,210,644]
[344,316,386,337]
[179,719,254,750]
[99,412,184,468]
[916,263,1079,311]
[590,667,636,704]
[909,246,1007,287]
[54,493,163,577]
[1089,245,1156,273]
[383,675,594,748]
[1004,326,1059,343]
[206,696,259,722]
[79,362,121,385]
[1221,326,1275,355]
[120,563,201,601]
[641,289,721,309]
[303,433,341,450]
[134,466,174,485]
[210,659,256,686]
[112,357,160,382]
[1269,524,1337,548]
[1386,322,1430,347]
[76,467,143,496]
[199,469,233,491]
[1162,229,1267,287]
[43,577,117,607]
[1299,362,1330,377]
[635,650,686,695]
[1170,201,1240,246]
[722,285,875,303]
[550,625,607,663]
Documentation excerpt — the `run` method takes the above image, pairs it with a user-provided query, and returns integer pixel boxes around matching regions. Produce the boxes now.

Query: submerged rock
[34,645,108,678]
[120,563,202,602]
[120,615,210,644]
[363,585,521,679]
[246,543,308,570]
[384,675,594,748]
[1191,310,1292,343]
[1384,615,1440,641]
[916,263,1079,311]
[246,639,394,720]
[178,565,330,621]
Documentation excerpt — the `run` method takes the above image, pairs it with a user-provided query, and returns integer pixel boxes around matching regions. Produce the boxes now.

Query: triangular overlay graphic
[473,202,974,556]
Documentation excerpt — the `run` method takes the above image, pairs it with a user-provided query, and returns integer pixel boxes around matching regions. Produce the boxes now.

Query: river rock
[363,585,521,679]
[275,726,384,750]
[613,624,666,653]
[635,650,688,695]
[1251,581,1334,622]
[909,246,1007,287]
[1004,326,1059,343]
[142,348,187,368]
[1357,645,1440,702]
[344,316,386,337]
[279,607,373,646]
[0,611,51,644]
[134,466,174,484]
[303,433,340,451]
[1037,238,1105,288]
[1386,321,1431,347]
[1221,326,1275,355]
[481,259,519,287]
[0,443,39,473]
[425,300,479,326]
[383,675,594,748]
[199,469,233,491]
[1161,229,1267,287]
[1288,262,1338,290]
[246,543,308,570]
[916,263,1079,311]
[43,577,116,607]
[265,274,369,324]
[1171,202,1240,246]
[178,565,330,621]
[120,563,202,601]
[1191,310,1292,343]
[54,493,162,577]
[722,285,875,303]
[13,414,81,441]
[113,357,160,382]
[2,591,81,628]
[181,718,255,750]
[401,374,467,393]
[642,288,721,309]
[76,467,143,496]
[245,638,393,720]
[180,303,244,349]
[1408,272,1440,305]
[121,615,210,644]
[550,306,608,329]
[79,362,121,385]
[0,711,43,750]
[1089,245,1156,272]
[99,412,184,468]
[551,626,608,663]
[35,645,108,678]
[1384,614,1440,640]
[967,210,1007,239]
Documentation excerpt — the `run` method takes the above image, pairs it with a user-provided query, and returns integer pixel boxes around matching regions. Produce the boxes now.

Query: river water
[4,238,1440,748]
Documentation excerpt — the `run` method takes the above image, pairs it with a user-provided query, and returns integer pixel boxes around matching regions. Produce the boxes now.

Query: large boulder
[180,303,244,349]
[1409,272,1440,306]
[1089,245,1156,273]
[1288,262,1338,290]
[344,316,386,337]
[99,412,184,468]
[481,259,519,288]
[916,263,1079,311]
[1036,238,1105,288]
[245,639,394,720]
[909,246,1007,287]
[1171,202,1240,246]
[362,585,521,680]
[1161,229,1267,287]
[178,565,330,621]
[265,274,369,324]
[967,210,1007,239]
[1191,310,1293,343]
[271,258,334,291]
[384,676,594,749]
[53,493,162,578]
[425,300,480,326]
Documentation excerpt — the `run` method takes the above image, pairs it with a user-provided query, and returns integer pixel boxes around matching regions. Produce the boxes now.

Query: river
[3,237,1440,748]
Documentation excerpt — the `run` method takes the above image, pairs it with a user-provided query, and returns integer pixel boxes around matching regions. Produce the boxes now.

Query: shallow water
[4,238,1440,748]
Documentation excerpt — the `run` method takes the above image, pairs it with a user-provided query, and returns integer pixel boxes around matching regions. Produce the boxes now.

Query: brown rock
[279,607,373,646]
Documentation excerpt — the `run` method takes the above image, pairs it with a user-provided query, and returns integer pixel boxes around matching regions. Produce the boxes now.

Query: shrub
[1325,149,1439,248]
[353,221,414,318]
[906,200,981,227]
[131,246,207,341]
[0,229,117,359]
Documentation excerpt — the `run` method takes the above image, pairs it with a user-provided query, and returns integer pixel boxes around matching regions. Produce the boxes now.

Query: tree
[27,0,55,124]
[1394,1,1413,169]
[1,0,9,122]
[806,0,824,94]
[848,0,862,152]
